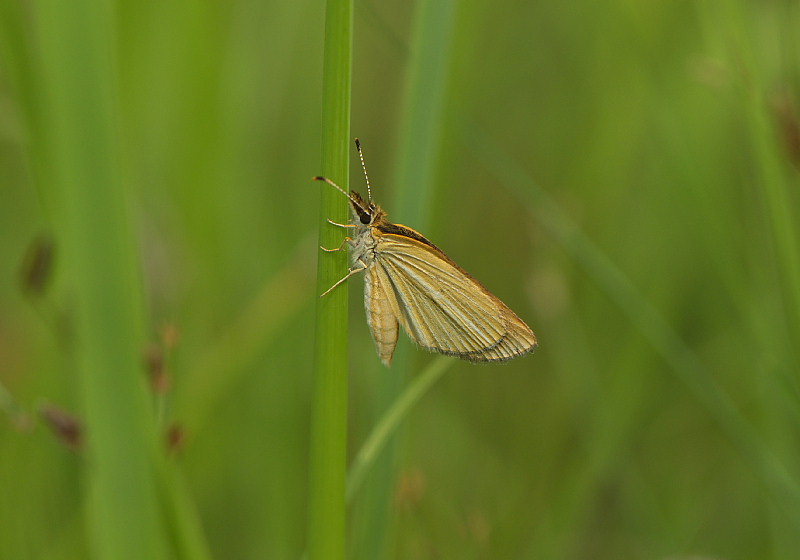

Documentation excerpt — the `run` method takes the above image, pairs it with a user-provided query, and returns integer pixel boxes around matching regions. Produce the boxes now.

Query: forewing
[375,233,536,361]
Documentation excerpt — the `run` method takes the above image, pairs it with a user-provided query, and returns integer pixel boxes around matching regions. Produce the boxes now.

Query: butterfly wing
[373,231,537,362]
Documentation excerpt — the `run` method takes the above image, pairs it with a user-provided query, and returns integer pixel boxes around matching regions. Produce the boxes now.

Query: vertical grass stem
[307,0,353,559]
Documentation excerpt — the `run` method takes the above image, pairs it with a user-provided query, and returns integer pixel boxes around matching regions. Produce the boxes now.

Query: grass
[347,356,453,504]
[307,0,353,558]
[2,1,800,559]
[32,1,169,558]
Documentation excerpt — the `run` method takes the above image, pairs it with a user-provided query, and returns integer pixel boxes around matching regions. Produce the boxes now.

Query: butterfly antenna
[354,138,373,202]
[312,175,351,200]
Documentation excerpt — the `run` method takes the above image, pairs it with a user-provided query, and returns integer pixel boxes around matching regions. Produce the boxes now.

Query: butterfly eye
[359,212,371,225]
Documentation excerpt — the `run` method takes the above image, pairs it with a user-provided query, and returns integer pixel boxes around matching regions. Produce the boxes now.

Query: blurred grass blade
[347,356,452,503]
[158,463,213,560]
[176,234,315,444]
[34,0,169,558]
[391,0,456,224]
[307,0,352,558]
[697,0,800,362]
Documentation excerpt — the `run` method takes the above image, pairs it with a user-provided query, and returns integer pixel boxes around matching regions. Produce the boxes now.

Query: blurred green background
[2,0,800,559]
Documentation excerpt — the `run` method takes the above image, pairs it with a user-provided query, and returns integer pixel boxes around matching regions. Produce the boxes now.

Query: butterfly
[315,139,537,366]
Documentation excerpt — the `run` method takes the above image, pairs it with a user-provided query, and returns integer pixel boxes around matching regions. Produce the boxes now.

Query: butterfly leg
[320,262,367,297]
[327,218,355,229]
[320,237,353,252]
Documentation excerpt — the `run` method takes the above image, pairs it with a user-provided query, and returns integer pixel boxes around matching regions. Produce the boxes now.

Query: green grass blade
[34,1,169,558]
[158,463,213,560]
[698,0,800,356]
[391,0,457,225]
[176,235,315,443]
[347,356,453,503]
[692,4,800,555]
[307,0,353,558]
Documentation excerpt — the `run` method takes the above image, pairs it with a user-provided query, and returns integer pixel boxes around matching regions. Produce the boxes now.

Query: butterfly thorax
[347,191,381,266]
[349,190,458,271]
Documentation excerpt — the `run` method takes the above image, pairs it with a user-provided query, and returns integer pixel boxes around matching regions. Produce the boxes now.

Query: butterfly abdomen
[364,263,400,366]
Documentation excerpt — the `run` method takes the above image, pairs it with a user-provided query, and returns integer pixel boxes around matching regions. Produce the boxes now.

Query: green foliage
[1,0,800,559]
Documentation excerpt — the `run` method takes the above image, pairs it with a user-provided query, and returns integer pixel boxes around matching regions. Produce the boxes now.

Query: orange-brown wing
[374,233,537,362]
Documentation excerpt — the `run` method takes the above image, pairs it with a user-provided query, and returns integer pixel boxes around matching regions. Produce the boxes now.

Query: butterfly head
[349,191,384,226]
[312,175,386,226]
[313,138,385,227]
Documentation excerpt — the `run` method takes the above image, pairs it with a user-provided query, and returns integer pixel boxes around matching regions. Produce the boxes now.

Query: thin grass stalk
[157,463,213,560]
[347,356,453,502]
[34,0,169,558]
[177,235,315,444]
[307,0,352,557]
[708,4,800,555]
